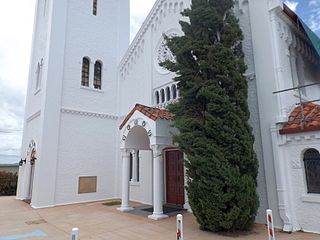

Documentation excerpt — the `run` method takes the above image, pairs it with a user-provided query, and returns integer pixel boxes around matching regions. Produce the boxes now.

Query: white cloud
[284,0,299,12]
[130,0,157,41]
[0,0,156,162]
[307,0,320,32]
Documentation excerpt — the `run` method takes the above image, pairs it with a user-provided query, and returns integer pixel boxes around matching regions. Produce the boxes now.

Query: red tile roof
[119,104,174,130]
[279,103,320,135]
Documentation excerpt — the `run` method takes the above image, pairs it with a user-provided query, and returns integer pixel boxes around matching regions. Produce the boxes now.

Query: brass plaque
[78,176,97,194]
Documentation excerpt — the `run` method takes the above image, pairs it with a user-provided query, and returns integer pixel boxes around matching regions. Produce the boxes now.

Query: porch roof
[119,104,174,130]
[279,103,320,135]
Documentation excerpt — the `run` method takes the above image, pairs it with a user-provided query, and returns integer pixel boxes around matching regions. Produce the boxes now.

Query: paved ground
[1,197,320,240]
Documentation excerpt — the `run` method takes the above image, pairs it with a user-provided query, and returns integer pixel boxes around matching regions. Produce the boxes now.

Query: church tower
[17,0,130,208]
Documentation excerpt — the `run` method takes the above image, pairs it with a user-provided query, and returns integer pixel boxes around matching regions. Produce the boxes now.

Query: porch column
[131,149,138,182]
[117,149,133,212]
[148,145,168,220]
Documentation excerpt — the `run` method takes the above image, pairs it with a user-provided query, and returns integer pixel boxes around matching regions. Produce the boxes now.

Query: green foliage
[0,171,18,196]
[161,0,259,232]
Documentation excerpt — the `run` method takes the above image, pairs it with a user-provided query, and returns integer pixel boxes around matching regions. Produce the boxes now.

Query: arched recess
[124,126,151,150]
[303,148,320,194]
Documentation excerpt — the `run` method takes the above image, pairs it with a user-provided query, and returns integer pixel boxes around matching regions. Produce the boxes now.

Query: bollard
[71,227,79,240]
[177,214,183,240]
[266,209,275,240]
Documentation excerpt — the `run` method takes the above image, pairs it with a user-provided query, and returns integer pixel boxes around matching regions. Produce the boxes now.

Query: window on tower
[94,61,102,90]
[93,0,97,16]
[35,58,43,92]
[81,57,90,87]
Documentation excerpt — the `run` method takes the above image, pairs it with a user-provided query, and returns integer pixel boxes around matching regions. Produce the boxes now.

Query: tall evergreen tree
[161,0,259,231]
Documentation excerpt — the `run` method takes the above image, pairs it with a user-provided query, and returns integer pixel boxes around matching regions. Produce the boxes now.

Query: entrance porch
[118,104,188,220]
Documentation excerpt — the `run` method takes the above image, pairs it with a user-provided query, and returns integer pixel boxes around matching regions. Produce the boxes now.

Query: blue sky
[285,0,320,36]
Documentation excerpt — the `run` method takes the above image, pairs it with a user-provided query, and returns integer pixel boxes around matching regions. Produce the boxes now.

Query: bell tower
[17,0,130,208]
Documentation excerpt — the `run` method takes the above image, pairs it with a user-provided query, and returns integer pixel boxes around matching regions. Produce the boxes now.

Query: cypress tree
[161,0,259,231]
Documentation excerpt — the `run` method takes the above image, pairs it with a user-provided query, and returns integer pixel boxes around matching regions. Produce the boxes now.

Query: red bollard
[266,209,275,240]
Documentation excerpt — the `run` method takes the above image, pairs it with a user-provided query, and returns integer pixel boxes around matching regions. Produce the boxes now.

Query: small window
[81,57,90,87]
[155,91,160,105]
[166,87,171,101]
[172,84,177,99]
[94,61,102,89]
[160,89,165,103]
[35,58,43,91]
[93,0,97,16]
[304,149,320,194]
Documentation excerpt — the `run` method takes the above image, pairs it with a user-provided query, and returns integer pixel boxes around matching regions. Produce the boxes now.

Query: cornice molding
[61,107,118,120]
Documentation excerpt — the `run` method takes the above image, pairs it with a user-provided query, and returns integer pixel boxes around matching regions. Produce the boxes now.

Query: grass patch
[103,201,121,206]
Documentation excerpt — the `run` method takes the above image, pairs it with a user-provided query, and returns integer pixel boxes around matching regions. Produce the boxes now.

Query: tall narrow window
[172,84,177,99]
[166,87,171,101]
[304,149,320,193]
[93,0,97,15]
[160,89,165,103]
[137,150,140,182]
[81,57,90,87]
[94,61,102,89]
[155,91,160,105]
[35,58,43,91]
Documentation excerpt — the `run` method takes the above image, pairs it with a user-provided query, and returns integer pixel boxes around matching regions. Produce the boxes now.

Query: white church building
[16,0,320,233]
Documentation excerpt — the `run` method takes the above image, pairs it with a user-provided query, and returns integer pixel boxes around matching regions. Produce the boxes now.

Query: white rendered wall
[274,131,320,233]
[54,0,130,206]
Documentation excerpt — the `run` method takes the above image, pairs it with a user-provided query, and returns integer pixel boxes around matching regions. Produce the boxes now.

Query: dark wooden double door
[165,150,184,207]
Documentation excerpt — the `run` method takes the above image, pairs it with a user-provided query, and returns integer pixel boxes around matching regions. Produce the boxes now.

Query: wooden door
[165,150,184,207]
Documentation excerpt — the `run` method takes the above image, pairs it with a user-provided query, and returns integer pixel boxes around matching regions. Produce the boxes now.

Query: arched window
[81,57,90,87]
[94,61,102,89]
[160,89,165,103]
[172,84,177,99]
[166,87,171,101]
[304,149,320,193]
[155,91,160,105]
[93,0,98,15]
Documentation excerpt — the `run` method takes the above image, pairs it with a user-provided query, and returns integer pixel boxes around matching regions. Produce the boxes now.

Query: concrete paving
[0,196,320,240]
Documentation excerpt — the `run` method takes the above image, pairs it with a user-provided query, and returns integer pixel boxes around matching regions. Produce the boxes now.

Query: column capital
[151,145,166,157]
[120,148,131,157]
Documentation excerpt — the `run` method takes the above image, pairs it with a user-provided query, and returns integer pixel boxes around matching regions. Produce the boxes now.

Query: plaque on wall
[78,176,97,194]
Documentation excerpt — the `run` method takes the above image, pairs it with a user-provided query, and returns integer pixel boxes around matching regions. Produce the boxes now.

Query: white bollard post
[177,214,183,240]
[266,209,275,240]
[71,228,79,240]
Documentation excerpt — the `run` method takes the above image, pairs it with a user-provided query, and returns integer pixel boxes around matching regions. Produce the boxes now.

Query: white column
[117,149,133,212]
[131,149,138,182]
[148,145,168,220]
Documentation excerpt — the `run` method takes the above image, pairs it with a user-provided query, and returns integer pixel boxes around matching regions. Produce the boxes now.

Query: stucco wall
[279,132,320,233]
[55,113,118,205]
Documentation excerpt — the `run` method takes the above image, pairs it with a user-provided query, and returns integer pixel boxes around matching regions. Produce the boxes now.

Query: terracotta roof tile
[119,104,174,130]
[279,103,320,135]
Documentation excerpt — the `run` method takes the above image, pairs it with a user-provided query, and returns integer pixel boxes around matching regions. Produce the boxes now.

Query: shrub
[0,171,18,196]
